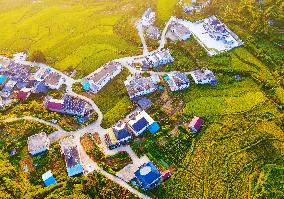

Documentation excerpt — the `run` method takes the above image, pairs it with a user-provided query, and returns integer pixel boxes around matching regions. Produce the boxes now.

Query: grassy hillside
[0,0,151,77]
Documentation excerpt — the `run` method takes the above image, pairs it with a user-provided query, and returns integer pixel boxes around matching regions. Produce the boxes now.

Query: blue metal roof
[132,117,149,133]
[67,164,84,176]
[114,128,131,140]
[134,162,161,190]
[0,75,7,84]
[34,81,48,93]
[42,171,56,186]
[82,81,90,91]
[148,122,160,134]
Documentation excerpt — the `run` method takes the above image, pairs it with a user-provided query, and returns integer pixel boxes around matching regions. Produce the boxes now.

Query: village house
[164,72,190,91]
[0,80,17,98]
[146,25,160,40]
[59,137,84,177]
[124,74,160,99]
[134,161,162,191]
[127,110,160,136]
[7,62,29,83]
[34,68,50,82]
[133,49,174,70]
[140,8,155,27]
[82,61,123,93]
[27,132,50,156]
[167,21,191,41]
[190,69,218,85]
[45,95,93,120]
[44,72,64,90]
[106,121,133,149]
[0,58,11,72]
[189,116,204,133]
[18,87,32,100]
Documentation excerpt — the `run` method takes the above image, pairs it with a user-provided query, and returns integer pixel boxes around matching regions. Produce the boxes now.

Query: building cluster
[82,61,123,93]
[105,109,160,149]
[0,58,65,108]
[45,94,94,123]
[139,8,160,40]
[132,49,174,71]
[203,15,240,46]
[27,134,84,185]
[166,20,191,41]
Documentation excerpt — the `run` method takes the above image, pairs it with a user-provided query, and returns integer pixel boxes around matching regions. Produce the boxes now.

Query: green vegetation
[0,122,138,198]
[81,134,132,174]
[0,0,283,198]
[92,69,134,128]
[252,164,284,198]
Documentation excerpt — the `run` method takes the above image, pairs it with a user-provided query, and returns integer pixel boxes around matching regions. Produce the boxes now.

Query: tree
[29,50,47,63]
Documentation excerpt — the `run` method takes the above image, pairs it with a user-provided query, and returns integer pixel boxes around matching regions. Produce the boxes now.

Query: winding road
[1,12,180,199]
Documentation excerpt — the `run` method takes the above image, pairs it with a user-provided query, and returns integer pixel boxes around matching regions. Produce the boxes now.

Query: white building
[83,61,123,93]
[165,72,190,91]
[127,110,155,136]
[140,8,156,27]
[124,75,160,99]
[190,69,218,85]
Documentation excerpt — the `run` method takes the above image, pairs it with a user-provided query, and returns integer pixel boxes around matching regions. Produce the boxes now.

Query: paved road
[136,23,149,55]
[158,16,175,50]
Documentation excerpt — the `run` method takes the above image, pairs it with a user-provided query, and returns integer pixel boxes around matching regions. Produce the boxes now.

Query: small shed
[42,170,56,186]
[148,122,160,134]
[18,88,32,100]
[0,75,7,85]
[188,116,204,133]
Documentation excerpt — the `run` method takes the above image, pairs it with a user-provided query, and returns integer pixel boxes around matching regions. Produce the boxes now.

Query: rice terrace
[0,0,283,199]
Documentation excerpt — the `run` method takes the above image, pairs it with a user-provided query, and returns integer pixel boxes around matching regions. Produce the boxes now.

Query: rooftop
[165,72,190,91]
[134,162,161,190]
[124,75,160,99]
[27,132,50,154]
[42,170,56,186]
[59,137,83,176]
[44,72,62,86]
[86,61,122,84]
[191,69,217,85]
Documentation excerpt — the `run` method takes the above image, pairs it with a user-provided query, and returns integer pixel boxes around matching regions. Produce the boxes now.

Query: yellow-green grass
[0,0,140,76]
[163,101,284,198]
[157,0,178,20]
[183,78,267,117]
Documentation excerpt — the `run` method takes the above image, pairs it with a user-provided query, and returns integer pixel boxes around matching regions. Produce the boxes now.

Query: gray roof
[27,132,50,153]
